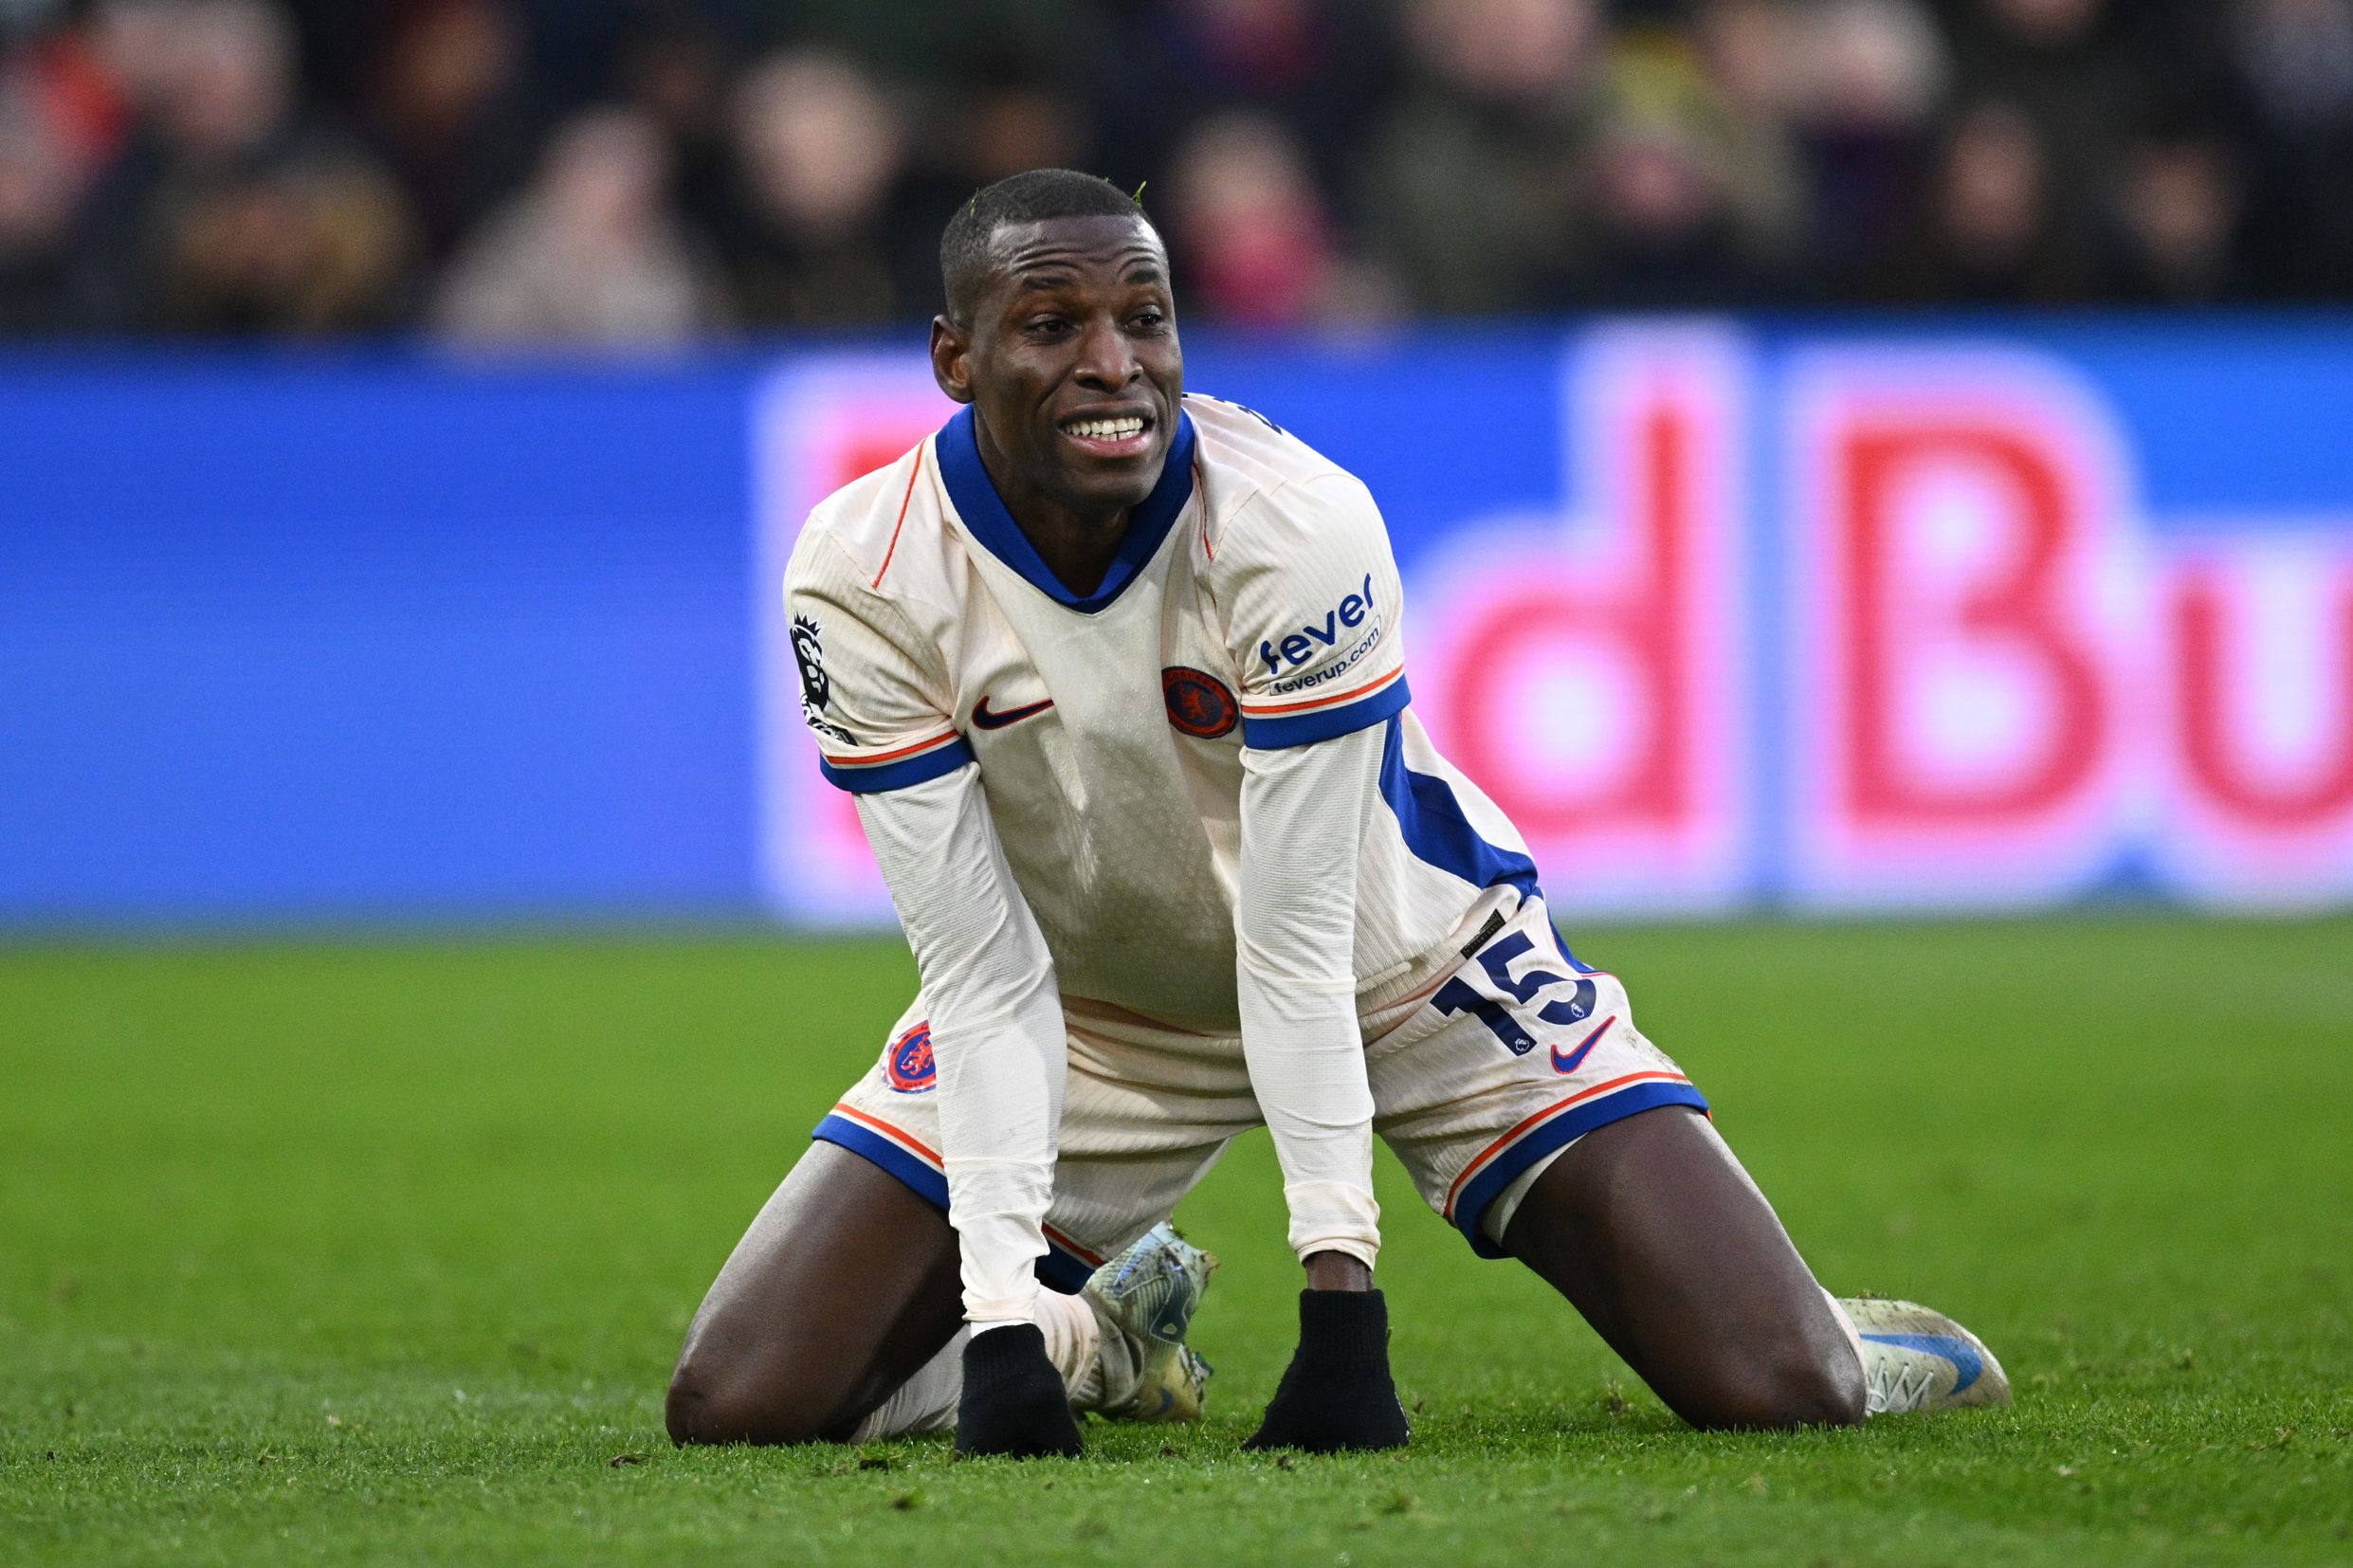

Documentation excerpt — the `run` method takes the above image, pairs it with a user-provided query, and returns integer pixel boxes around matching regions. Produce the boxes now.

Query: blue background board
[4,318,2352,927]
[0,352,762,921]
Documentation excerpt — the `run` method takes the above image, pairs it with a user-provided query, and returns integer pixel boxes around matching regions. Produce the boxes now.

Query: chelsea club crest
[885,1023,936,1093]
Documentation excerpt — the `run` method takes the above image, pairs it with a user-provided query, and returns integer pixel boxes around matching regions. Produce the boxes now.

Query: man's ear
[929,316,974,406]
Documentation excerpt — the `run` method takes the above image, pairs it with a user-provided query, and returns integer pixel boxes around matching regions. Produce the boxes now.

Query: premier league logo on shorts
[1162,666,1238,738]
[885,1022,936,1093]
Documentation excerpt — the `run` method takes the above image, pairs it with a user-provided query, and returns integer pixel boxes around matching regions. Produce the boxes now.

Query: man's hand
[1242,1286,1412,1453]
[954,1324,1084,1458]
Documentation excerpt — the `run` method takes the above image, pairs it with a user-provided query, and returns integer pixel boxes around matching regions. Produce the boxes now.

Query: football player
[666,170,2007,1456]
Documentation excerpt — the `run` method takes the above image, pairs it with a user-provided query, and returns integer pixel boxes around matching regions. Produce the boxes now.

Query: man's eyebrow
[998,246,1168,295]
[1010,266,1080,294]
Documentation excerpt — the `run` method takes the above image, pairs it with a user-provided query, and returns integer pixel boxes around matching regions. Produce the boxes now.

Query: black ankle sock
[955,1323,1084,1458]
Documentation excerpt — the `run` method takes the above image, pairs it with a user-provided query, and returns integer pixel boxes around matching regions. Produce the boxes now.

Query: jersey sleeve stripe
[1238,663,1405,717]
[817,731,973,793]
[1195,457,1214,560]
[1240,673,1411,749]
[871,445,926,590]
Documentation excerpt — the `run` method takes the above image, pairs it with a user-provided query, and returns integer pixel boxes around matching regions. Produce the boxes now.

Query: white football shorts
[813,894,1706,1290]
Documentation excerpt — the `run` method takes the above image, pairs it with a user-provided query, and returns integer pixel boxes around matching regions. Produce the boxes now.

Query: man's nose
[1072,318,1140,390]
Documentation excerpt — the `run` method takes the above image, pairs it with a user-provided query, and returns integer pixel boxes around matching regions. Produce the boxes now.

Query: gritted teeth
[1061,415,1148,441]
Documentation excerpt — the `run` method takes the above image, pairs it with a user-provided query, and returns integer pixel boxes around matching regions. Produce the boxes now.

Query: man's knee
[1682,1340,1866,1431]
[665,1348,838,1447]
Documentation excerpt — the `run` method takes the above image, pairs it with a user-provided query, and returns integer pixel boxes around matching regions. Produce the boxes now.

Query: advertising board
[5,320,2349,925]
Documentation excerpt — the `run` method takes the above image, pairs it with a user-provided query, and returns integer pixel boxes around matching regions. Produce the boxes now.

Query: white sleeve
[1236,722,1386,1268]
[855,761,1067,1328]
[1210,470,1410,750]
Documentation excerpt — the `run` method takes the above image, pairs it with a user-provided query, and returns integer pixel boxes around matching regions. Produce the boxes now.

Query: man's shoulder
[1186,392,1354,498]
[1186,393,1379,560]
[793,438,939,596]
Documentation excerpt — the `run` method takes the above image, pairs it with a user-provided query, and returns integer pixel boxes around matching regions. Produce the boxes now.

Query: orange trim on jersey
[821,728,960,768]
[1240,664,1404,716]
[871,447,925,590]
[1441,1070,1694,1218]
[831,1103,940,1164]
[1043,1223,1104,1267]
[1195,458,1213,560]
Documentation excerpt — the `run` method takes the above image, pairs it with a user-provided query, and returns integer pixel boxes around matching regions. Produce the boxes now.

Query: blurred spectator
[2229,0,2353,295]
[1756,0,1948,287]
[1689,1,1814,260]
[434,105,722,344]
[1366,0,1603,313]
[1885,98,2082,302]
[7,3,135,175]
[362,0,535,260]
[1941,0,2139,267]
[1166,110,1352,328]
[1101,0,1396,218]
[1578,31,1803,307]
[2233,0,2353,126]
[711,51,911,327]
[0,87,76,329]
[5,0,2353,334]
[2099,117,2246,303]
[617,11,736,245]
[75,0,414,332]
[958,78,1093,188]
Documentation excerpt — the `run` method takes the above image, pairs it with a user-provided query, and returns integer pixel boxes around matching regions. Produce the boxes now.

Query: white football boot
[1084,1223,1217,1423]
[1839,1296,2013,1415]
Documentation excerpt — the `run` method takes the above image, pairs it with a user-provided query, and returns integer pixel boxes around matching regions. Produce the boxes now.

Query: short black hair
[939,168,1155,323]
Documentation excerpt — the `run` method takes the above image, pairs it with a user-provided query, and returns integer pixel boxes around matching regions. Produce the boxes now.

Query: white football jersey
[783,392,1541,1036]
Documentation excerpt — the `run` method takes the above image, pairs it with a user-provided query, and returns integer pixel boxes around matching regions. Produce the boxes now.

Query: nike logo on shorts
[1551,1016,1614,1075]
[972,696,1055,730]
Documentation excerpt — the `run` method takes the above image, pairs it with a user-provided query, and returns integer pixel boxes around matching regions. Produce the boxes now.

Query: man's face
[931,213,1184,520]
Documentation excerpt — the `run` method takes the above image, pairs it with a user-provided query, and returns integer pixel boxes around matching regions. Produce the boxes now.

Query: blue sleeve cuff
[817,735,975,793]
[1240,675,1411,749]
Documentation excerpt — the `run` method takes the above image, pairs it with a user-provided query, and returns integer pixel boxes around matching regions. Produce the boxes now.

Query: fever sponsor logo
[885,1023,935,1092]
[1257,573,1378,674]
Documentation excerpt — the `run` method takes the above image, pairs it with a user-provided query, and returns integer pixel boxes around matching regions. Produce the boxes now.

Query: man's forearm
[856,765,1067,1325]
[1235,725,1387,1274]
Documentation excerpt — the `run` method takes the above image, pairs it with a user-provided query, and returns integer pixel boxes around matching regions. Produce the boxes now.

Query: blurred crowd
[4,0,2351,342]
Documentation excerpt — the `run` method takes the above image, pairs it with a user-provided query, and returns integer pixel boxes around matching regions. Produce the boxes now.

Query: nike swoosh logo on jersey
[1859,1332,1984,1394]
[971,696,1055,731]
[1550,1015,1614,1075]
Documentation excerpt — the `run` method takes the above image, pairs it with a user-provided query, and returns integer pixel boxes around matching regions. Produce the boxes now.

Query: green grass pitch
[3,917,2349,1564]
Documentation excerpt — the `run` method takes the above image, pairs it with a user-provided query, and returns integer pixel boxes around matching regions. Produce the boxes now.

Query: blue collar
[936,404,1197,614]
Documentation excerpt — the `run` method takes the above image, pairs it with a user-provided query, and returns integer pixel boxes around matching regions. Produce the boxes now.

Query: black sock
[1242,1289,1412,1453]
[954,1324,1084,1458]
